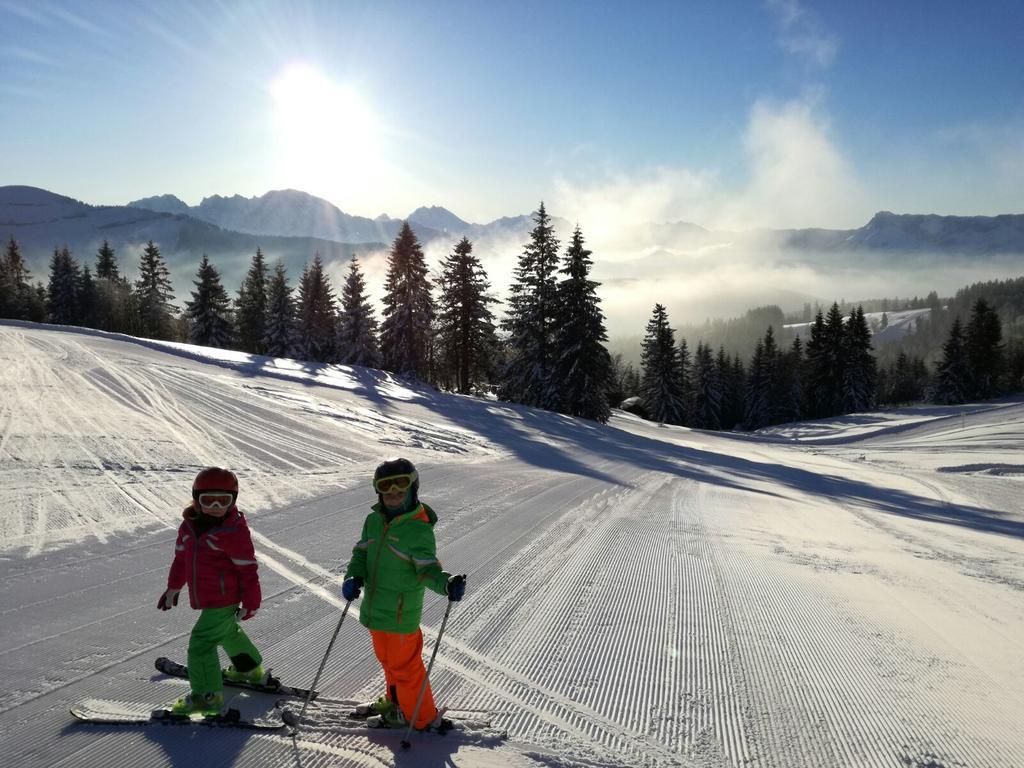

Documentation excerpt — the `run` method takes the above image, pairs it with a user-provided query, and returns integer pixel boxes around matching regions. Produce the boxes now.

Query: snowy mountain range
[125,189,526,245]
[3,185,1023,317]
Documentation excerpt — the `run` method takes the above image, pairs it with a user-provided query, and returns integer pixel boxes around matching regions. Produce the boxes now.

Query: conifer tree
[716,348,745,430]
[263,261,297,359]
[92,240,131,332]
[95,240,119,280]
[886,351,924,405]
[964,297,1003,399]
[550,226,611,421]
[235,247,269,354]
[933,316,970,404]
[691,342,722,429]
[745,339,770,429]
[802,309,829,417]
[77,265,98,327]
[434,238,497,393]
[337,255,381,368]
[640,303,685,424]
[804,304,845,417]
[677,338,694,426]
[184,254,235,348]
[0,237,33,319]
[777,336,804,423]
[745,327,782,428]
[841,306,876,413]
[47,246,81,325]
[134,240,176,339]
[295,253,338,363]
[499,203,560,407]
[380,222,434,378]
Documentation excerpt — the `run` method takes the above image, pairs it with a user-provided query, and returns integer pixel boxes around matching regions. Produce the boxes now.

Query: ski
[70,698,285,730]
[281,698,505,739]
[155,656,318,699]
[348,704,493,730]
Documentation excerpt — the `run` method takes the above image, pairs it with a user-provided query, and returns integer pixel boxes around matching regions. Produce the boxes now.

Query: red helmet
[192,467,239,503]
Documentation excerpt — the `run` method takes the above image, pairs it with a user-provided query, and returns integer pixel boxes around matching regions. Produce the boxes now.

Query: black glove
[157,588,180,611]
[342,576,363,601]
[446,574,467,602]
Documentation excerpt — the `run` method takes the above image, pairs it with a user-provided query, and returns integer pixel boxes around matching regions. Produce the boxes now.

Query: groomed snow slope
[1,321,1022,768]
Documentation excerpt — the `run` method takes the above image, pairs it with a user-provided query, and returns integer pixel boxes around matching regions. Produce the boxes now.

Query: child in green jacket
[342,458,466,731]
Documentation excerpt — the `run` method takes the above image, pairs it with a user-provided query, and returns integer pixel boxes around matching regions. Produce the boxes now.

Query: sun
[269,63,381,200]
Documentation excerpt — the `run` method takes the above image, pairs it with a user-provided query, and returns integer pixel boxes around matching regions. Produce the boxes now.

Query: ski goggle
[373,474,415,494]
[196,492,234,509]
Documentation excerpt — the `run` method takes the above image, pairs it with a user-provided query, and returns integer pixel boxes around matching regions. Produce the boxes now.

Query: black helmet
[372,457,419,504]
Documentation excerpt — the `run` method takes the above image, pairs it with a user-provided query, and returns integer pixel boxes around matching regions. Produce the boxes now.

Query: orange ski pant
[370,628,438,728]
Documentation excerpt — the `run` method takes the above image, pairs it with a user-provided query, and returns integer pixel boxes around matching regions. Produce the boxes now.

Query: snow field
[1,321,1022,767]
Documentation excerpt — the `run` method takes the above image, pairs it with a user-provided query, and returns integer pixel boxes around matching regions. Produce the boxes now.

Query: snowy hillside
[1,320,1022,767]
[784,307,932,344]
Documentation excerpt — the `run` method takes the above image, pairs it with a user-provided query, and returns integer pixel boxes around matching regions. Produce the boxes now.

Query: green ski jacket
[344,501,451,633]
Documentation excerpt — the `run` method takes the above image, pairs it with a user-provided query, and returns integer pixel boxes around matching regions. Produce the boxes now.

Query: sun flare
[269,63,381,199]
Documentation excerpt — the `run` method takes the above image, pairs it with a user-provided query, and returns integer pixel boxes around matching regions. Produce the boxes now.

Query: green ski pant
[187,605,262,695]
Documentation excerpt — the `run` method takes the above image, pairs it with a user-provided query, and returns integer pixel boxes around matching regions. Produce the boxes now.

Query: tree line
[3,216,1021,431]
[0,203,613,422]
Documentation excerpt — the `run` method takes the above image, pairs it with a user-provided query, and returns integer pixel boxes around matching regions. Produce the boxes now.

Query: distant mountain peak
[127,194,189,215]
[407,205,469,233]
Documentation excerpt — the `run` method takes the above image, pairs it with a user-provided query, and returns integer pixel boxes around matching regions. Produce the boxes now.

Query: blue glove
[446,574,467,602]
[342,576,363,601]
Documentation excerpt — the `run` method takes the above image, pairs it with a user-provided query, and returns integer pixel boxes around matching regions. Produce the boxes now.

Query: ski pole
[289,600,351,732]
[401,598,454,750]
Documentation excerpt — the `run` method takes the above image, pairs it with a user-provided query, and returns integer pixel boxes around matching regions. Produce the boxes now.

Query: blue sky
[2,0,1022,228]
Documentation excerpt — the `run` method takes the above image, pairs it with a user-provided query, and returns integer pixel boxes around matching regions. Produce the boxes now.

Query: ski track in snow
[1,322,1023,768]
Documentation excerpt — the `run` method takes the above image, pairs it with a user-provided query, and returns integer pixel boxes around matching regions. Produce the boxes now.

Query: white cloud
[551,95,869,236]
[766,0,838,69]
[722,95,870,229]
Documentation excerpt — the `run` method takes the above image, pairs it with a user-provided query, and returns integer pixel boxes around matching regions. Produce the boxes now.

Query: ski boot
[419,711,454,734]
[353,696,397,718]
[169,691,225,716]
[223,663,270,686]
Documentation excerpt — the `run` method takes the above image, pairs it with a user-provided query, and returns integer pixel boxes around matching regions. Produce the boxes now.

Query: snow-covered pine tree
[295,253,339,363]
[933,316,970,404]
[380,222,433,378]
[550,226,611,421]
[263,261,297,359]
[134,240,177,340]
[184,254,235,348]
[337,255,381,368]
[47,246,81,325]
[965,297,1003,399]
[841,306,876,413]
[691,341,722,429]
[235,247,269,355]
[499,203,560,408]
[640,303,686,424]
[434,238,498,393]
